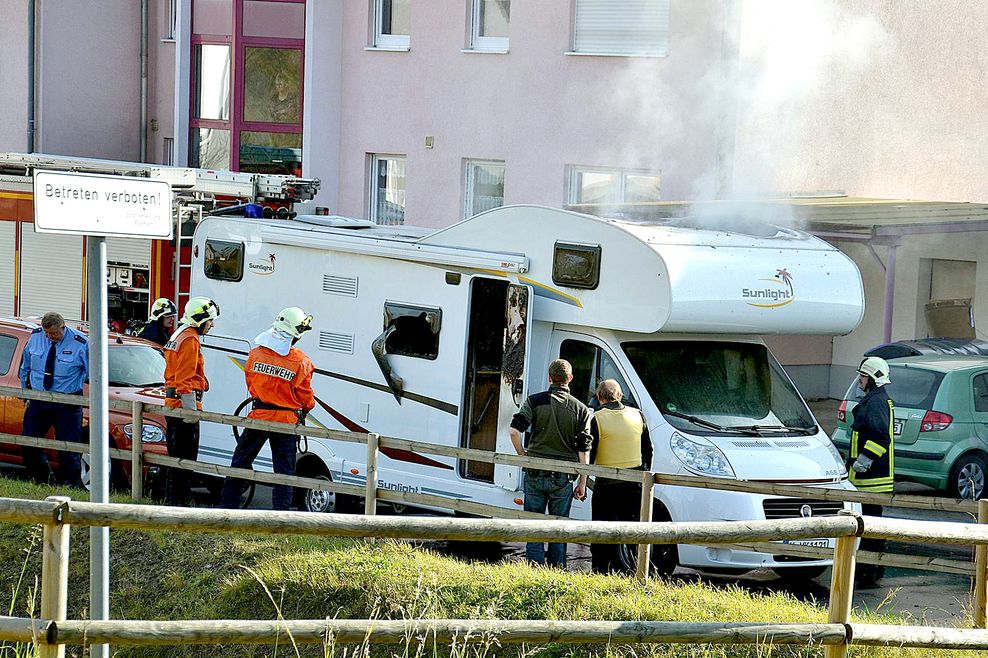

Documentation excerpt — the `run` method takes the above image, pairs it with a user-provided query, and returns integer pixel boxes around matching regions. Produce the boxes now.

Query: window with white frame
[464,159,505,218]
[369,154,407,225]
[469,0,510,51]
[572,0,669,57]
[374,0,411,49]
[567,166,661,205]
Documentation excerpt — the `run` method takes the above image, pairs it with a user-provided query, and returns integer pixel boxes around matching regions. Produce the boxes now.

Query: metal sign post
[33,170,172,658]
[86,235,110,658]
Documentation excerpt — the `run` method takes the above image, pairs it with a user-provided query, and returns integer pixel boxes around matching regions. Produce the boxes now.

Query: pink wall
[734,0,988,203]
[0,0,29,152]
[35,0,142,160]
[332,0,736,226]
[148,0,177,164]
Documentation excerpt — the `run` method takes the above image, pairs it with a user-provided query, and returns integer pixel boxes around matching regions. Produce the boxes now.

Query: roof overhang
[569,197,988,244]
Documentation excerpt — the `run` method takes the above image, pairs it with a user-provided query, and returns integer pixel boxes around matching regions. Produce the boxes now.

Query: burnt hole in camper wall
[502,285,528,384]
[383,303,441,360]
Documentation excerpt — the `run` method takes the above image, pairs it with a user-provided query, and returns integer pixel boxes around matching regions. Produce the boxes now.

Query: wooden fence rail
[0,385,986,623]
[1,498,988,656]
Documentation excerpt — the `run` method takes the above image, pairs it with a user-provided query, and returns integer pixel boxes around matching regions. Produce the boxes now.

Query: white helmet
[149,297,177,321]
[182,296,220,327]
[858,356,891,387]
[272,307,313,338]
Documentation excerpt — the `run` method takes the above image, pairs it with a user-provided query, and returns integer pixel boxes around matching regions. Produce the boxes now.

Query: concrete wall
[330,0,737,226]
[148,0,177,164]
[734,0,988,202]
[35,0,141,159]
[0,0,29,152]
[828,232,988,397]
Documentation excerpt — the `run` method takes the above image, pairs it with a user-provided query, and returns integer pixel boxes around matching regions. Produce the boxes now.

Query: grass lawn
[0,475,978,657]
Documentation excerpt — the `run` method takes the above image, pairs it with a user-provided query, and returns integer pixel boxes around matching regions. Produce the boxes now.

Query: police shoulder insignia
[31,327,42,334]
[73,334,87,344]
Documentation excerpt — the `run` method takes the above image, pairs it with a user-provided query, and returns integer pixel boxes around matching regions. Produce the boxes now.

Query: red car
[0,317,169,491]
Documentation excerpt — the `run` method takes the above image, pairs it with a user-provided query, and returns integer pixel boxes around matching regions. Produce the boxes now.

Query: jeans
[523,470,574,567]
[22,400,83,486]
[165,417,200,506]
[220,428,297,511]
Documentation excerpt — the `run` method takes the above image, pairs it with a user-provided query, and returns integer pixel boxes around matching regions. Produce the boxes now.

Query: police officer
[137,297,178,347]
[220,307,315,511]
[588,379,652,574]
[849,355,895,586]
[18,312,89,486]
[163,296,219,506]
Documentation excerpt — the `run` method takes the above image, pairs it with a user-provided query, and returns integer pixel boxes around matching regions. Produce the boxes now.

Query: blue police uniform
[18,325,89,486]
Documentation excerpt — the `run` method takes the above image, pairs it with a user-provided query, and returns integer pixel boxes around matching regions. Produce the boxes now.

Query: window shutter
[573,0,669,56]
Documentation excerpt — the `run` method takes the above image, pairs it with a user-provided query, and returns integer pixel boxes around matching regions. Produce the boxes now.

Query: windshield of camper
[622,341,816,435]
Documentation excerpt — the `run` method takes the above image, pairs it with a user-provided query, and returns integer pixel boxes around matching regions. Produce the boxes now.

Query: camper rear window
[552,242,601,289]
[203,240,245,282]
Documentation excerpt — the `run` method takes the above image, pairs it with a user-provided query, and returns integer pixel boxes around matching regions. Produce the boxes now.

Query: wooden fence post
[40,495,71,658]
[635,471,655,583]
[131,401,144,503]
[975,499,988,628]
[364,433,380,544]
[825,515,858,658]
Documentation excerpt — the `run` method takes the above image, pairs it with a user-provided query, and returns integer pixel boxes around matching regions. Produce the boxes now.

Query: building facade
[1,0,987,398]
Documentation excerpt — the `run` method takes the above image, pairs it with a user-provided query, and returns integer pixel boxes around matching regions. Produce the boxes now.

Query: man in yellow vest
[589,379,652,574]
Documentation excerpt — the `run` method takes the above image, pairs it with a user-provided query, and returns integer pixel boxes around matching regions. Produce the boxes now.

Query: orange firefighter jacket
[163,326,207,409]
[245,345,315,425]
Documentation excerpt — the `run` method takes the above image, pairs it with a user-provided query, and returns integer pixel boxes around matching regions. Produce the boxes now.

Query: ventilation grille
[731,440,773,449]
[319,331,354,354]
[763,498,845,520]
[774,440,811,448]
[323,274,358,297]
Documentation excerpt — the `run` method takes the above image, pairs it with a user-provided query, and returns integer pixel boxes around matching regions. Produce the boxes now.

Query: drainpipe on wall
[882,243,898,343]
[140,0,149,162]
[27,0,35,153]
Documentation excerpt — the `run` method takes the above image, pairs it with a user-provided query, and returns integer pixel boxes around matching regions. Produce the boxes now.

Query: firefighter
[138,297,178,347]
[163,296,220,506]
[220,307,315,511]
[849,355,895,587]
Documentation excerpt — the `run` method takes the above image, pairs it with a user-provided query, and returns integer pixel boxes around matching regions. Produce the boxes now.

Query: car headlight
[670,432,735,478]
[824,440,848,476]
[124,424,166,444]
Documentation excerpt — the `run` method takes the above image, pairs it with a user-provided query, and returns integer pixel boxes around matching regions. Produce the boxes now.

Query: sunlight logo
[248,253,277,276]
[741,268,795,308]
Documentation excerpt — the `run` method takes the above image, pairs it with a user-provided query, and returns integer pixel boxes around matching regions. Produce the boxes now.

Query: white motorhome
[191,204,864,576]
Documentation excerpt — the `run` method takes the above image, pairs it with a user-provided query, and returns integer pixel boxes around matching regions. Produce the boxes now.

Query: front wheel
[950,453,986,500]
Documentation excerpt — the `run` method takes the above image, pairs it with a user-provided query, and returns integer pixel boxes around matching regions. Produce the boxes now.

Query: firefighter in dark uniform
[848,355,894,586]
[137,297,178,347]
[18,311,89,487]
[220,307,315,511]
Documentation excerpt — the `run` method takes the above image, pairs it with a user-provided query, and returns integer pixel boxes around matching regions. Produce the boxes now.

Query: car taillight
[920,410,952,432]
[837,400,847,423]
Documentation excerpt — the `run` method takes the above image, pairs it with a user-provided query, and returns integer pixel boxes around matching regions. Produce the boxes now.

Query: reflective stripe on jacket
[163,327,206,409]
[245,345,315,425]
[849,385,895,493]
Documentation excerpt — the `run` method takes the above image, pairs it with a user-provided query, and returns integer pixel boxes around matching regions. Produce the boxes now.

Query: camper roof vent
[323,274,358,297]
[319,331,354,354]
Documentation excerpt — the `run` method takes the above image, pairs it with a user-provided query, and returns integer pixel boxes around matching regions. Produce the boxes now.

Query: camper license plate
[782,539,830,549]
[893,419,903,435]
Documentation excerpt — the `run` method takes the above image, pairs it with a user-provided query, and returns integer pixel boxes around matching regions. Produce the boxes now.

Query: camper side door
[493,284,533,491]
